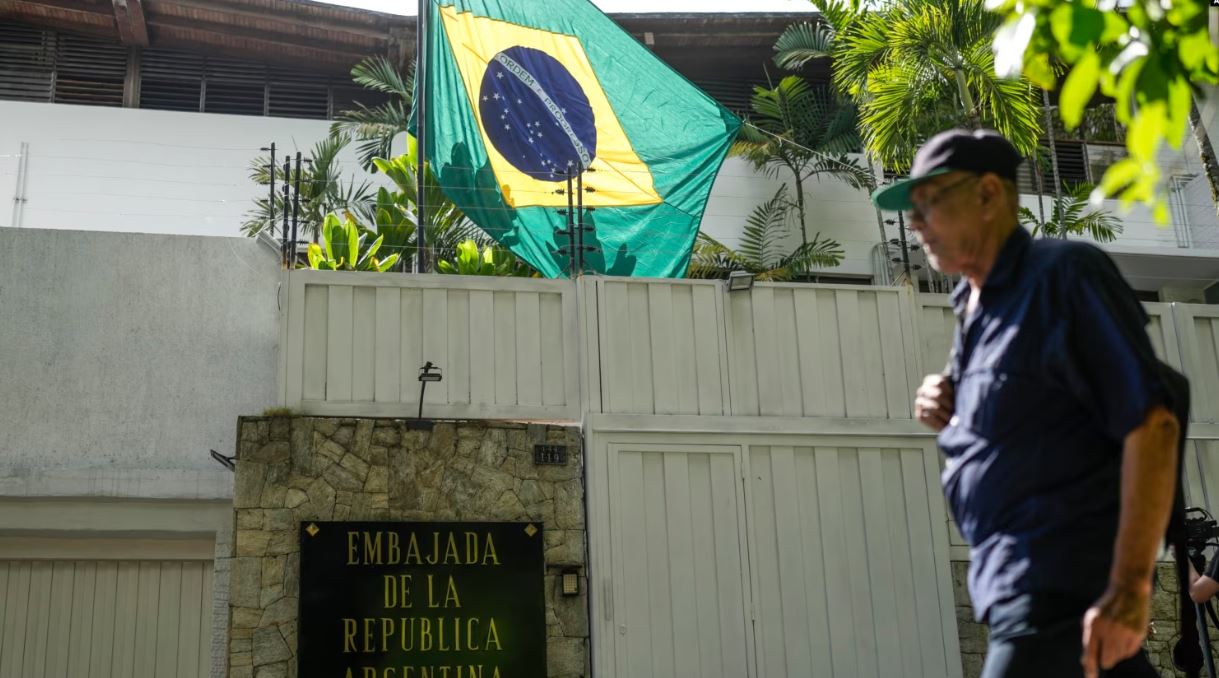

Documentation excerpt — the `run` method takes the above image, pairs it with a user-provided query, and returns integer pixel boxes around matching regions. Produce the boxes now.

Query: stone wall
[226,416,588,678]
[952,560,1208,677]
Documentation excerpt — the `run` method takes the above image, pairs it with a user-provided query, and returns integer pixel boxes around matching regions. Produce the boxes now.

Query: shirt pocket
[953,368,1039,440]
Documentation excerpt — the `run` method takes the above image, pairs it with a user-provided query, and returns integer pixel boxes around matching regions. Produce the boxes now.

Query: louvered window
[0,24,126,107]
[140,48,203,112]
[3,24,397,120]
[1017,140,1093,193]
[268,68,329,119]
[1053,140,1089,187]
[0,24,55,102]
[139,48,367,119]
[204,56,266,115]
[53,33,127,106]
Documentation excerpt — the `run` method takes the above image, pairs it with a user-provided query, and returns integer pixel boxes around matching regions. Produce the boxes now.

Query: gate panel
[748,442,960,678]
[606,443,752,678]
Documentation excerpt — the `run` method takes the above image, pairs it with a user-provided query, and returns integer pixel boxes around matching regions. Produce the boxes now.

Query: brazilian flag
[417,0,741,278]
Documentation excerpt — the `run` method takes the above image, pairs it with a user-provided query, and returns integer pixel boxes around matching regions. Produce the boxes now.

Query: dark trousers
[981,593,1160,678]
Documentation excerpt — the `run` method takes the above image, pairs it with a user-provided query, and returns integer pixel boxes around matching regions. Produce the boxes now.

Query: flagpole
[414,0,429,273]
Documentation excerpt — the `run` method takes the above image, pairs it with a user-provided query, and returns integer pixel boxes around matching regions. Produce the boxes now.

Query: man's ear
[977,174,1010,220]
[978,173,1001,207]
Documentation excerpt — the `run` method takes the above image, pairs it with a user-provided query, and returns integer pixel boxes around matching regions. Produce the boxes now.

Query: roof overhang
[0,0,826,79]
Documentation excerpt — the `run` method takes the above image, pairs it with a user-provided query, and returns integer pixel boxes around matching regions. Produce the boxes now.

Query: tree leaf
[1095,157,1142,199]
[774,21,837,70]
[1127,103,1165,159]
[1178,30,1213,72]
[1060,51,1101,129]
[1108,55,1146,125]
[1100,12,1128,43]
[1153,197,1170,224]
[1165,76,1191,149]
[1050,4,1103,59]
[1023,51,1058,90]
[347,218,360,269]
[364,234,385,265]
[307,243,323,270]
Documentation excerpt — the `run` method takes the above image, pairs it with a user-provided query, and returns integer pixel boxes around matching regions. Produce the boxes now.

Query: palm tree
[686,185,845,280]
[329,57,414,172]
[775,0,1043,173]
[242,133,374,242]
[731,76,875,246]
[1018,182,1122,242]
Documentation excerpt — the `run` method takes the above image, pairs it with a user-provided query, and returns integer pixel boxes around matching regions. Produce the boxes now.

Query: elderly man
[872,129,1180,678]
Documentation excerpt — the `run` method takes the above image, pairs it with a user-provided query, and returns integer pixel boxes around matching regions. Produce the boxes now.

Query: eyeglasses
[906,174,978,222]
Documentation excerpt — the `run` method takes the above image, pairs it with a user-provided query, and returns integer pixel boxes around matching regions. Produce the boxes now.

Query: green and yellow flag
[417,0,740,278]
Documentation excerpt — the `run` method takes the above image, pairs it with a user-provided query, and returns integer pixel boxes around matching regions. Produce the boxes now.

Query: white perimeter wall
[0,100,396,238]
[2,99,1217,282]
[0,228,281,500]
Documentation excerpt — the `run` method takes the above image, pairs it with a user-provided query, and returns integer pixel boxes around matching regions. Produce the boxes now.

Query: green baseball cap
[870,128,1023,212]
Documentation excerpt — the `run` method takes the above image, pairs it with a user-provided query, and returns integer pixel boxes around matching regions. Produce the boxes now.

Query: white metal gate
[0,559,214,678]
[587,421,961,678]
[600,442,752,678]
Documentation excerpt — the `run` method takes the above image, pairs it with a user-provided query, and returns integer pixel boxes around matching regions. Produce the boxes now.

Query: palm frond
[328,57,414,172]
[352,57,414,100]
[860,62,960,170]
[815,0,859,33]
[734,76,871,187]
[1052,183,1123,242]
[330,99,411,171]
[806,154,874,190]
[686,232,749,278]
[831,10,891,98]
[1017,206,1042,237]
[771,234,846,280]
[739,186,795,270]
[774,21,837,70]
[825,0,1042,173]
[1019,183,1121,242]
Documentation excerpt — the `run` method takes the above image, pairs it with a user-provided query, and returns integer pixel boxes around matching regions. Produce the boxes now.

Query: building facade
[3,1,1219,295]
[2,2,1219,677]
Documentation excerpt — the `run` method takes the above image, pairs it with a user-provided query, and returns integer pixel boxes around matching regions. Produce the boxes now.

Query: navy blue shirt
[939,226,1167,621]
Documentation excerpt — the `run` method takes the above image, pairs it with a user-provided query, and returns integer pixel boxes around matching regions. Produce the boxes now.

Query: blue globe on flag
[478,46,598,182]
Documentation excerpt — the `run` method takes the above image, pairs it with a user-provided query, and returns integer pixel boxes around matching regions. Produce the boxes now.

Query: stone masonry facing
[226,417,588,678]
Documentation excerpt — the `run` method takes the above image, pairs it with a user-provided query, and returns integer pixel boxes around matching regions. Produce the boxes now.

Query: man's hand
[1082,406,1179,678]
[1081,584,1150,678]
[914,373,954,431]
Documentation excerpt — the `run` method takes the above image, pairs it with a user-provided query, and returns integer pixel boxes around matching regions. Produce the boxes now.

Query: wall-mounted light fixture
[561,569,580,597]
[726,270,755,292]
[417,361,443,419]
[209,449,236,472]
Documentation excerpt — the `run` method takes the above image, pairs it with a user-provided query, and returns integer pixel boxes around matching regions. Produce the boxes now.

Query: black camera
[1186,508,1219,559]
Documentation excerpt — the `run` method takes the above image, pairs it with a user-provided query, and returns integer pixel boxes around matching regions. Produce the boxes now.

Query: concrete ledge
[0,497,232,534]
[0,468,234,500]
[0,535,216,560]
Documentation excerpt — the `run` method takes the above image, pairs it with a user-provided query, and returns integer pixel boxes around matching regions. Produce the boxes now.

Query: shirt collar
[949,226,1031,312]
